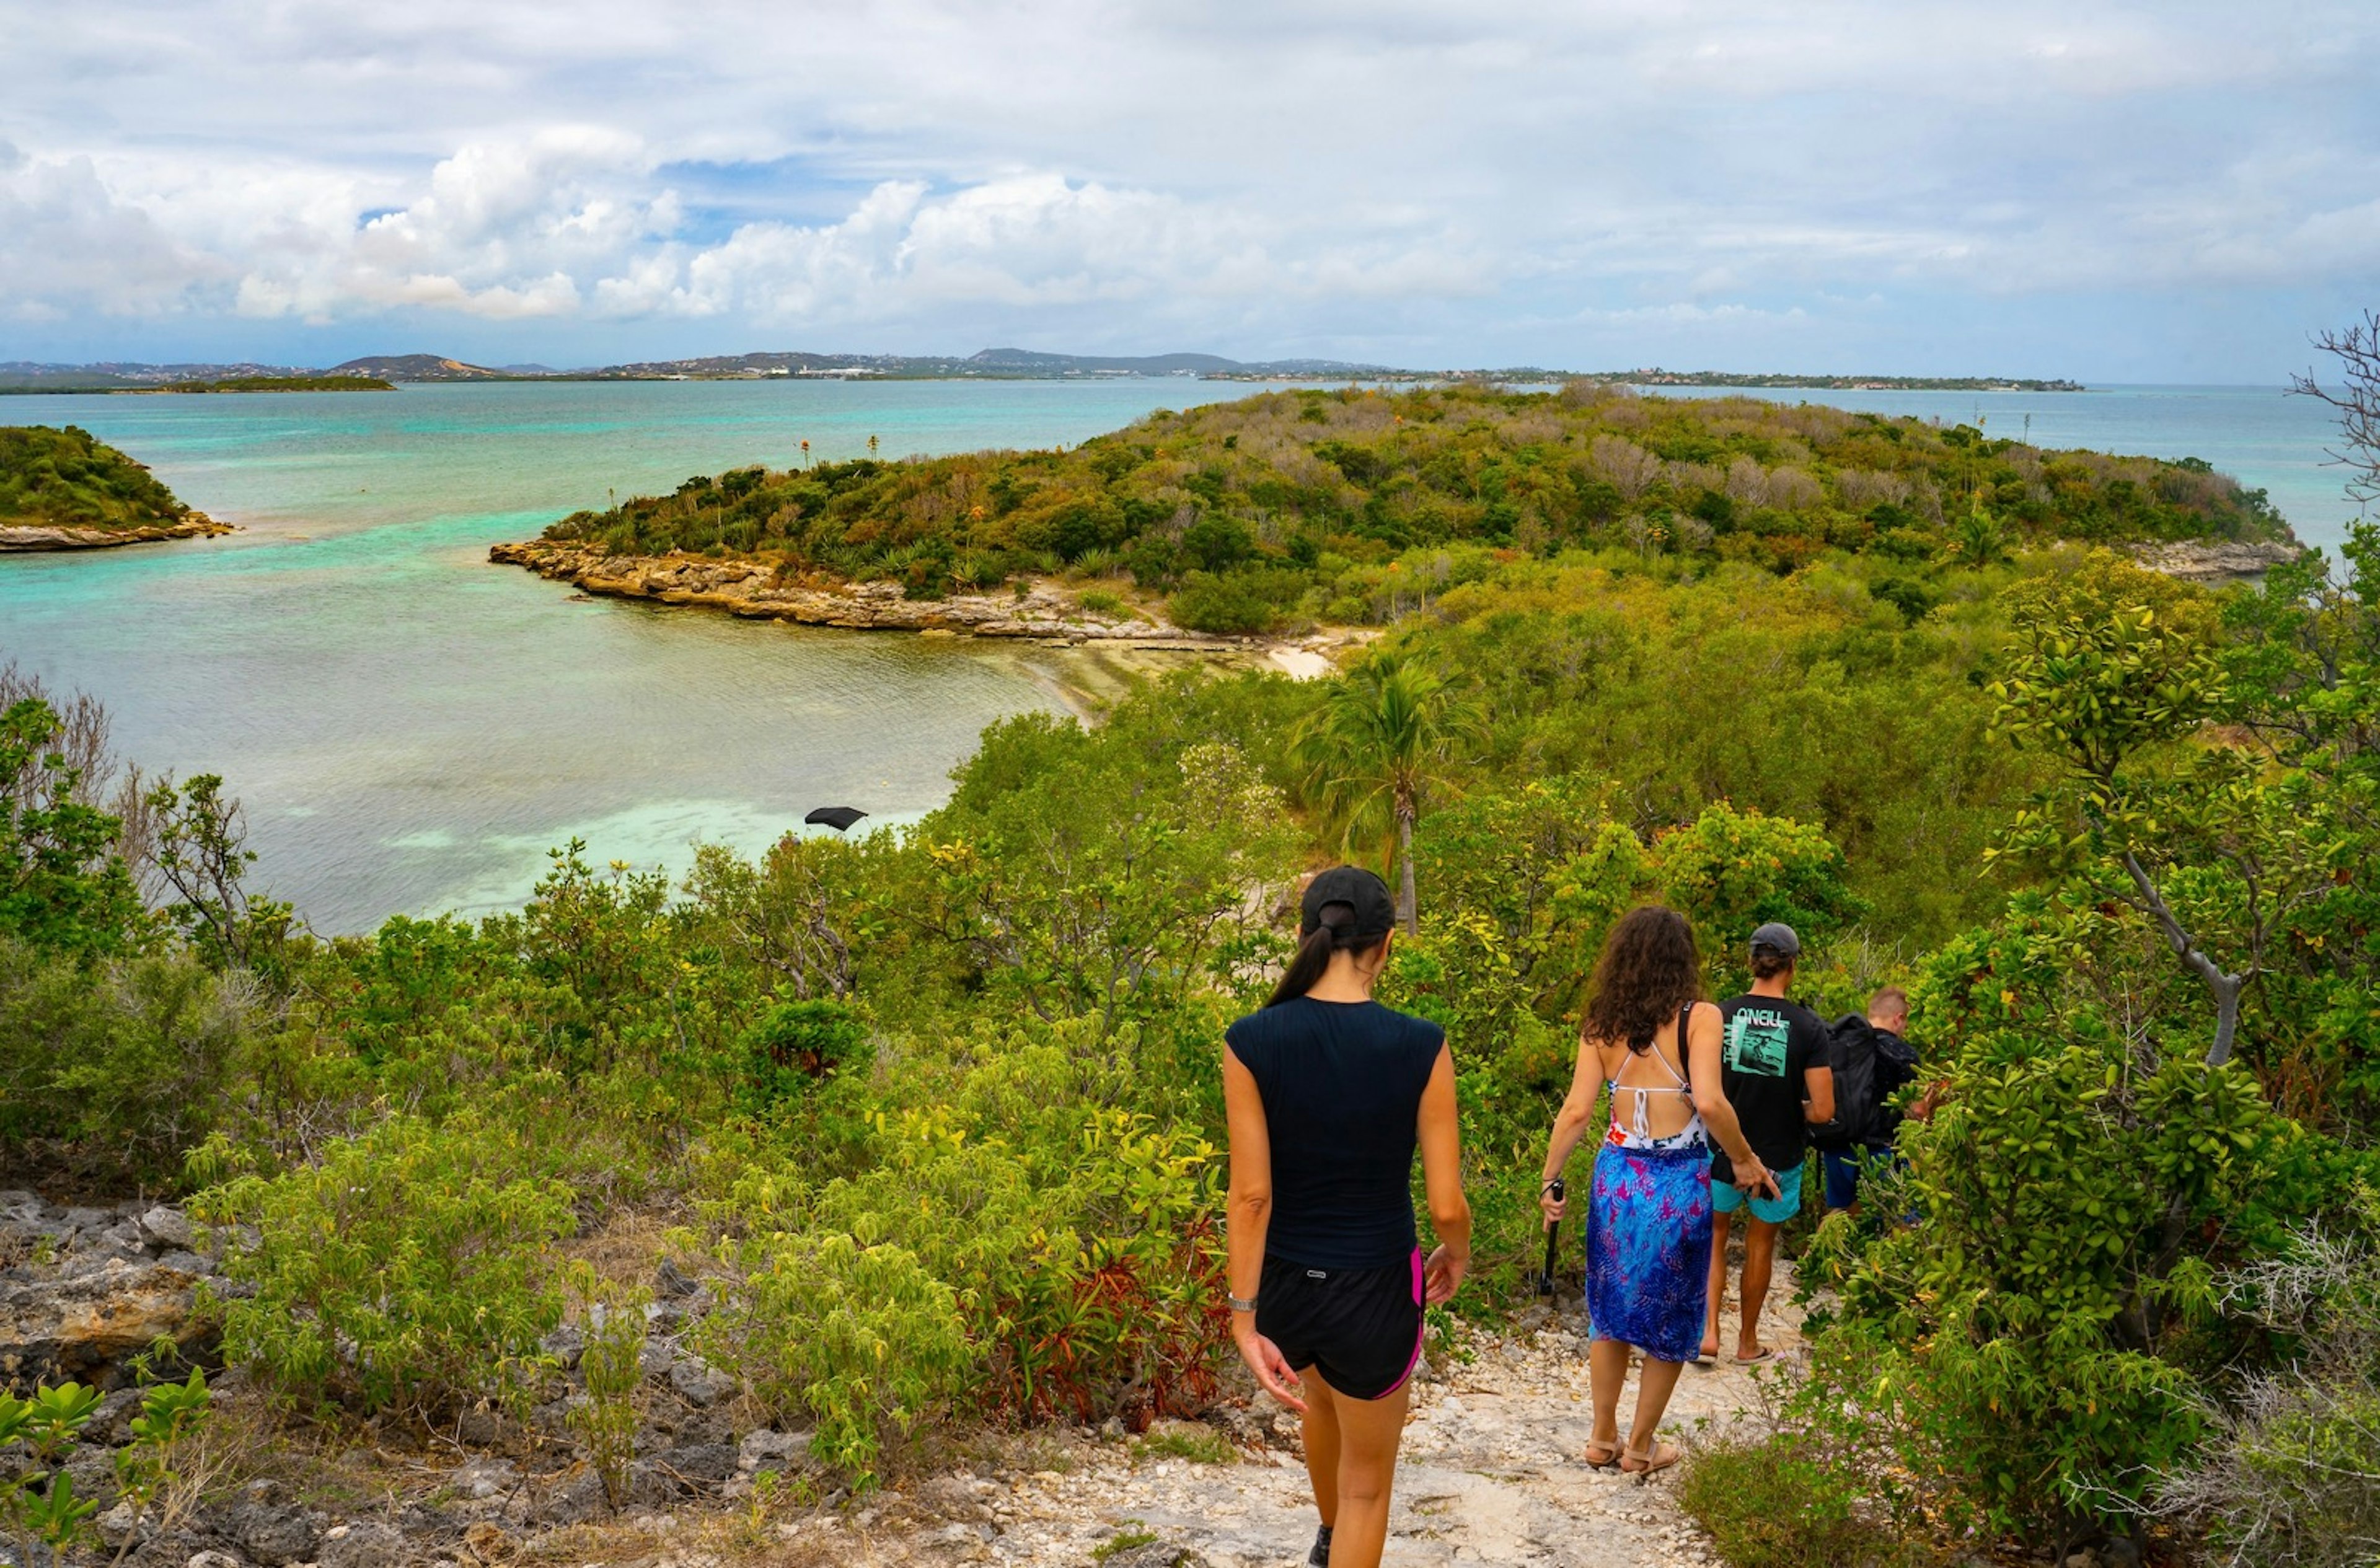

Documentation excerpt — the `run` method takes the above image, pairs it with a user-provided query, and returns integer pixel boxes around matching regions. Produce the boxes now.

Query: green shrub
[740,997,866,1111]
[1168,567,1305,635]
[0,939,249,1179]
[1077,588,1128,619]
[0,696,144,957]
[1678,1433,1918,1568]
[1652,801,1867,993]
[198,1114,575,1417]
[566,1266,650,1512]
[1796,992,2330,1546]
[697,1023,1230,1481]
[703,1231,969,1486]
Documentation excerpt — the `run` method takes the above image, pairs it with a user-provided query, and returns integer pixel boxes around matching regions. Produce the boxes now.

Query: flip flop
[1732,1348,1777,1366]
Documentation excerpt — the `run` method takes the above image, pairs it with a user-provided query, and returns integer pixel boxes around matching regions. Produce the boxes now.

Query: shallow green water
[0,379,1280,931]
[0,377,2360,933]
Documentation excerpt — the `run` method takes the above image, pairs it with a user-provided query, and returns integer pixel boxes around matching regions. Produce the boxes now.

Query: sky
[2,1,2377,380]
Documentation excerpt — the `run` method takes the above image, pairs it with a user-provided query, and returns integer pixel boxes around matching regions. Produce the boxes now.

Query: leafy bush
[697,1021,1228,1481]
[1678,1432,1917,1568]
[740,997,866,1111]
[1,696,144,957]
[198,1114,575,1417]
[1168,566,1305,635]
[1794,910,2345,1548]
[0,939,250,1179]
[703,1231,969,1485]
[1652,801,1867,992]
[566,1266,650,1512]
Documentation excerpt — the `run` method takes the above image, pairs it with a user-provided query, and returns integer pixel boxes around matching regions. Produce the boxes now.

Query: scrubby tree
[1292,650,1484,932]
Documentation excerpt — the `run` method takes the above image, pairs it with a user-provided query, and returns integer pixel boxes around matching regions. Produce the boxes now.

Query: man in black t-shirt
[1700,923,1834,1363]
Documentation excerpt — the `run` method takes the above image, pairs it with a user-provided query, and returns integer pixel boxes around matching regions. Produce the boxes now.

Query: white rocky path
[791,1275,1805,1568]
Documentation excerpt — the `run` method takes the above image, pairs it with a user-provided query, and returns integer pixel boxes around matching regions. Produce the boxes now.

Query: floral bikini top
[1606,1003,1709,1152]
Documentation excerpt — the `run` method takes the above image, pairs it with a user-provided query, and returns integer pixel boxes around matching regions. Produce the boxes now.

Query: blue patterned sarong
[1583,1138,1714,1362]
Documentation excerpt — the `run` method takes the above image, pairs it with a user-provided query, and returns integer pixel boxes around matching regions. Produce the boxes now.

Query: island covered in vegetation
[501,382,2294,638]
[151,374,394,394]
[0,424,230,550]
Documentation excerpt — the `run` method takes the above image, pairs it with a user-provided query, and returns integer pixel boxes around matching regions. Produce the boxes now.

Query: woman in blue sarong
[1536,905,1778,1476]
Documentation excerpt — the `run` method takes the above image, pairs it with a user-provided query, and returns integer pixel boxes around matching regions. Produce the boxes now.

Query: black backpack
[1814,1013,1921,1151]
[1812,1014,1880,1152]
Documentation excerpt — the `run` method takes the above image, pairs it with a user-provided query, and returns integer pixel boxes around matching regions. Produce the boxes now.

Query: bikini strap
[1659,1002,1694,1090]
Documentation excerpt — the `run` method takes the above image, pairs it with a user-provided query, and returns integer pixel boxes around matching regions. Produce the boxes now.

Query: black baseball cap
[1749,921,1801,958]
[1302,866,1398,943]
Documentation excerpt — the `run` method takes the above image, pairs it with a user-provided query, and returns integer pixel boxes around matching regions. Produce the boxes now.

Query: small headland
[490,380,2300,666]
[0,424,232,551]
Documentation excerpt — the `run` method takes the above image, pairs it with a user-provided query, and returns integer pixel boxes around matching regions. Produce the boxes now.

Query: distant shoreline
[0,371,2086,393]
[0,352,2089,395]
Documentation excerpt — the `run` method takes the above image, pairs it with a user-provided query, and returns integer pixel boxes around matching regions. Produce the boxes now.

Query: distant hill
[327,355,508,381]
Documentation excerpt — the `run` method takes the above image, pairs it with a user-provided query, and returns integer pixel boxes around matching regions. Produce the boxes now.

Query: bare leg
[1587,1335,1632,1451]
[1701,1209,1732,1359]
[1625,1355,1688,1455]
[1312,1373,1413,1568]
[1300,1374,1341,1530]
[1737,1217,1779,1359]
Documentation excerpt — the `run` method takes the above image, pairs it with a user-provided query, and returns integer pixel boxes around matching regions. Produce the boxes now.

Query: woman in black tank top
[1224,866,1471,1568]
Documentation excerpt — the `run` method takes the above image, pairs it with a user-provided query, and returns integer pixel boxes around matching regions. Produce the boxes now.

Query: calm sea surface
[0,379,2361,932]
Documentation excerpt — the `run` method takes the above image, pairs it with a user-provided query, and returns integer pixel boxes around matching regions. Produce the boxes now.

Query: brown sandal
[1582,1438,1623,1470]
[1620,1440,1681,1477]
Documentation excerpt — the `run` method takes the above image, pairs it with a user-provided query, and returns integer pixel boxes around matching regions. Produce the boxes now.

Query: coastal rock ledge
[491,539,1248,645]
[2131,537,2305,583]
[0,516,232,551]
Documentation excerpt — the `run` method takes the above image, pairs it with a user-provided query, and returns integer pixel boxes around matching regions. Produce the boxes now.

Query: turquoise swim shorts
[1710,1160,1804,1224]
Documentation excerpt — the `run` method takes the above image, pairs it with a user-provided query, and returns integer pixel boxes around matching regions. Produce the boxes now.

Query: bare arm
[1536,1029,1606,1218]
[1802,1065,1836,1125]
[1686,1003,1778,1197]
[1416,1044,1470,1304]
[1223,1045,1304,1410]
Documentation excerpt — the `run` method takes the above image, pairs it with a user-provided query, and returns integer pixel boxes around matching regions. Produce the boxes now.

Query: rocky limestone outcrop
[0,516,232,551]
[2133,537,2306,583]
[489,540,1248,646]
[0,1191,223,1389]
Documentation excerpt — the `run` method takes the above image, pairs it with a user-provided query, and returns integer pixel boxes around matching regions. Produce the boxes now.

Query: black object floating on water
[804,806,868,832]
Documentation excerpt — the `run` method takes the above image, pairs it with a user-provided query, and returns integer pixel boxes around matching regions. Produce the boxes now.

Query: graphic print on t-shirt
[1724,1008,1792,1077]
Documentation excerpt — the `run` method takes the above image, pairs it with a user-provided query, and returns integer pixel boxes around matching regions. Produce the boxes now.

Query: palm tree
[1291,650,1483,933]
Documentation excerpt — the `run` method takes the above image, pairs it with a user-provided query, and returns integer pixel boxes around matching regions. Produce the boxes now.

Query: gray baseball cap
[1749,922,1801,958]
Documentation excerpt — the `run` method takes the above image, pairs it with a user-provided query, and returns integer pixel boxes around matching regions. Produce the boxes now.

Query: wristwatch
[1228,1293,1258,1313]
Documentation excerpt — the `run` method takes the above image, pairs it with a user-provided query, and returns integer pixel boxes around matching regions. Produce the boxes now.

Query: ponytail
[1266,899,1369,1007]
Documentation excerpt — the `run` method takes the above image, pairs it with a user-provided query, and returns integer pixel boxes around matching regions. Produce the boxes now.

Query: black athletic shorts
[1256,1249,1424,1401]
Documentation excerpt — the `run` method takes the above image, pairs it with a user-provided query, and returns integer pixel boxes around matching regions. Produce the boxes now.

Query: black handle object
[1537,1178,1566,1295]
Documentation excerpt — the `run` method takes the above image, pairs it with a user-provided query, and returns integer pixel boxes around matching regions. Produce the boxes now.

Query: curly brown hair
[1581,905,1705,1052]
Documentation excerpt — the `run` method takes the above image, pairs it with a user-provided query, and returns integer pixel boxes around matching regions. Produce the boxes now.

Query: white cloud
[1,1,2376,369]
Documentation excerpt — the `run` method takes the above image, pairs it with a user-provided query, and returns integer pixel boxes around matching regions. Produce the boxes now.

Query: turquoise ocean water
[0,379,2361,932]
